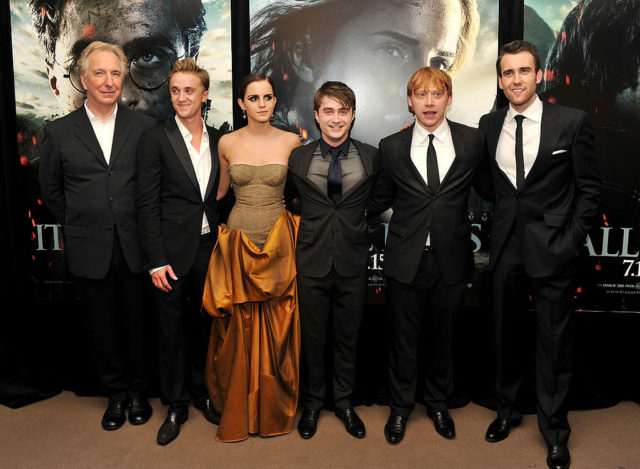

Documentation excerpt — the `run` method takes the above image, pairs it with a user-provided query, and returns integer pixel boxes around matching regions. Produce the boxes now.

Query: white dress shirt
[84,101,117,164]
[410,119,456,245]
[496,95,543,188]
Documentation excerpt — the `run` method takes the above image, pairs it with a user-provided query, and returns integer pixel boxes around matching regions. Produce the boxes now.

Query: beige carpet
[1,392,639,468]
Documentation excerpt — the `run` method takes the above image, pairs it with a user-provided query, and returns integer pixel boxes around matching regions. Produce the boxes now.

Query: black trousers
[152,233,214,411]
[74,233,147,401]
[387,249,465,417]
[493,232,574,447]
[297,268,367,411]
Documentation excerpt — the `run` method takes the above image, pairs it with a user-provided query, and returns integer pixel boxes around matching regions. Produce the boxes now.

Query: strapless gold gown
[202,164,300,442]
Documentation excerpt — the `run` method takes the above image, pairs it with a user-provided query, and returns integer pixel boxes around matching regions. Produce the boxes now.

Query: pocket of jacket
[543,212,568,227]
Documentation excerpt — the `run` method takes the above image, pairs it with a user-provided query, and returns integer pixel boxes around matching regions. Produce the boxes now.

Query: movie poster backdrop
[10,0,232,300]
[525,0,640,311]
[249,0,499,302]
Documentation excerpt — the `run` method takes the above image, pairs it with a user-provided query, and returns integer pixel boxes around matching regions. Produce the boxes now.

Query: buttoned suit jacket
[287,138,379,278]
[478,101,601,277]
[370,121,492,285]
[136,118,222,277]
[39,106,156,280]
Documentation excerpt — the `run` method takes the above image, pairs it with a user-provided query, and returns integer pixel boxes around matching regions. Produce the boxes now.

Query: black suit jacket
[370,121,492,285]
[479,101,601,277]
[287,138,379,278]
[39,106,156,279]
[136,119,222,277]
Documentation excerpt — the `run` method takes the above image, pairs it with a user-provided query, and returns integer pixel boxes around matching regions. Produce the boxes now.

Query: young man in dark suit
[479,40,600,469]
[39,41,156,431]
[287,81,380,440]
[136,59,222,446]
[370,67,492,444]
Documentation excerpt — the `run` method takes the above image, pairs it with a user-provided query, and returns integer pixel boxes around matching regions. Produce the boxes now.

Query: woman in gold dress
[202,73,302,442]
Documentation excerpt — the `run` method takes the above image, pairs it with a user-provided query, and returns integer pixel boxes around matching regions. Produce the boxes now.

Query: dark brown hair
[238,73,275,99]
[496,40,541,76]
[313,81,356,112]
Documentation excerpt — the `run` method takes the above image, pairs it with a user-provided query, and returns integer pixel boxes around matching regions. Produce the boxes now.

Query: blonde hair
[77,41,128,78]
[169,58,210,90]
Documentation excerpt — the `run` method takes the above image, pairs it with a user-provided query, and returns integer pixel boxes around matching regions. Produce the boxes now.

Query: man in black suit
[39,41,155,430]
[479,40,600,469]
[371,67,491,444]
[136,58,222,446]
[287,81,380,440]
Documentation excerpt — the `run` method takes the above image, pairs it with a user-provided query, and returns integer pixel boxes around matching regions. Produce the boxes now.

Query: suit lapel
[164,119,200,194]
[73,108,107,168]
[338,139,373,201]
[487,107,516,192]
[524,101,561,187]
[109,107,132,168]
[438,120,465,190]
[294,141,331,200]
[401,124,430,195]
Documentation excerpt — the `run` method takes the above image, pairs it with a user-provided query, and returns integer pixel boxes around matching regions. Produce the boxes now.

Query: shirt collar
[507,95,543,123]
[175,115,208,140]
[413,118,450,144]
[319,137,351,158]
[84,101,117,123]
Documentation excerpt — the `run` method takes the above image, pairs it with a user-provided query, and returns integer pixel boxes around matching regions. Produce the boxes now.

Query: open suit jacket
[39,106,156,280]
[286,138,379,278]
[136,119,222,277]
[478,101,601,277]
[371,121,492,285]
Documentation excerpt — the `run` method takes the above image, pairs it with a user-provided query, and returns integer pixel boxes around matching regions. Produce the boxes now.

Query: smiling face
[170,71,208,122]
[310,0,463,143]
[314,96,355,146]
[48,0,187,121]
[238,79,277,123]
[408,85,452,132]
[498,51,543,113]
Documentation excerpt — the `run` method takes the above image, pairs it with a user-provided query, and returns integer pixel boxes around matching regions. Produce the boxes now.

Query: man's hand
[151,265,178,292]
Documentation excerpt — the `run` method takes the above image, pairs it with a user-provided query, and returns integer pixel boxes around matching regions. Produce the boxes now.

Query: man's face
[170,72,208,122]
[408,85,451,132]
[80,49,122,110]
[311,0,463,144]
[314,96,355,146]
[47,0,188,122]
[498,51,542,113]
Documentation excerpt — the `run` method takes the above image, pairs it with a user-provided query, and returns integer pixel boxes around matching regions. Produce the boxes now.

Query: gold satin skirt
[202,210,300,442]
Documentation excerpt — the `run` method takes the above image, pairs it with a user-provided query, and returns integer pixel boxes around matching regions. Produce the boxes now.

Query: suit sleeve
[136,128,170,270]
[571,114,601,242]
[472,133,495,203]
[38,124,66,224]
[365,140,395,218]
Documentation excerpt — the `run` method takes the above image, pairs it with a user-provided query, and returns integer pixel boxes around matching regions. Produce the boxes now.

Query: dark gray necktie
[327,147,342,203]
[426,133,440,193]
[514,115,525,190]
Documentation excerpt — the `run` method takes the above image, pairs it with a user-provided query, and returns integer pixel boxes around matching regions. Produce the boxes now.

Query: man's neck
[86,100,116,123]
[177,114,203,137]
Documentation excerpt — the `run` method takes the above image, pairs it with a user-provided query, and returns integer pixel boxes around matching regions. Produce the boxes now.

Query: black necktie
[514,115,525,190]
[327,147,342,203]
[426,134,440,193]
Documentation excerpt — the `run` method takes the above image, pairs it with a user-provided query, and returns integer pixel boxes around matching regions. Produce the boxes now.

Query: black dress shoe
[335,408,366,438]
[384,414,407,444]
[193,397,221,425]
[426,409,456,439]
[128,396,152,425]
[547,445,571,469]
[297,408,320,439]
[101,399,129,431]
[485,416,522,443]
[157,410,188,446]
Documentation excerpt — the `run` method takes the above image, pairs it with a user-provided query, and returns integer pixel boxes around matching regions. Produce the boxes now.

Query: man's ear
[287,38,313,83]
[45,60,60,96]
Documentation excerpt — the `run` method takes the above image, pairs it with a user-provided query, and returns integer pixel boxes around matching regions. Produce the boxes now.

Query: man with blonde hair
[369,66,492,444]
[137,57,222,446]
[39,41,156,431]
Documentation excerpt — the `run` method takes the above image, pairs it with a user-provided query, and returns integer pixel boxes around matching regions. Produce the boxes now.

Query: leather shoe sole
[384,414,407,444]
[128,397,152,425]
[485,417,522,443]
[297,409,320,439]
[157,411,188,446]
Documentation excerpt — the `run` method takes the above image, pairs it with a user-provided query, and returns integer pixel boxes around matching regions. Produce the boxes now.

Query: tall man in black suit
[39,41,155,430]
[479,41,600,469]
[287,82,380,440]
[371,67,491,444]
[136,59,222,446]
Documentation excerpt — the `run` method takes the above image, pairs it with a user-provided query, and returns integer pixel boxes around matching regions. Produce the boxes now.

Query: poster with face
[10,0,232,299]
[250,0,499,300]
[525,0,640,311]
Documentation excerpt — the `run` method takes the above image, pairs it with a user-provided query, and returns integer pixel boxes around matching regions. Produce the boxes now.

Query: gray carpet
[1,392,639,468]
